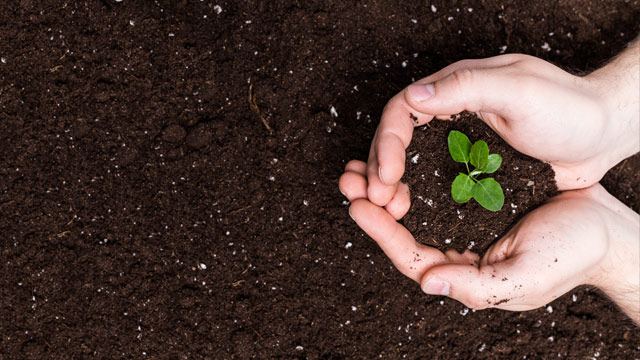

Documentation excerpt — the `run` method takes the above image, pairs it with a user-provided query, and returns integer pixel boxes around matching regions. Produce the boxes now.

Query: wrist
[587,189,640,322]
[585,41,640,168]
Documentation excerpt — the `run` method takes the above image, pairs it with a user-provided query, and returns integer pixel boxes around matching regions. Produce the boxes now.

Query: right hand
[341,164,640,321]
[365,52,638,207]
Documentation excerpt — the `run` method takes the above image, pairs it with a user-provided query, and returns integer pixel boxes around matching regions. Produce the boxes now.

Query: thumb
[420,256,542,311]
[404,67,520,118]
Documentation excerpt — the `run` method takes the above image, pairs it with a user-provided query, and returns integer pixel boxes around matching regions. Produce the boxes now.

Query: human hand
[340,164,639,320]
[366,45,639,207]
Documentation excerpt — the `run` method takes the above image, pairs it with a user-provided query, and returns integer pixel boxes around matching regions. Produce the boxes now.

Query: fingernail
[378,166,385,184]
[423,279,450,296]
[339,188,346,197]
[407,83,435,102]
[348,207,355,221]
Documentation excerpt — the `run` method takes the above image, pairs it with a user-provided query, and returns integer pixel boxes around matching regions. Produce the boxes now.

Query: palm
[340,163,614,311]
[470,188,610,310]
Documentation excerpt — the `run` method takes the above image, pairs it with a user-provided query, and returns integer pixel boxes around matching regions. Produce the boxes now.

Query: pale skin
[340,40,640,322]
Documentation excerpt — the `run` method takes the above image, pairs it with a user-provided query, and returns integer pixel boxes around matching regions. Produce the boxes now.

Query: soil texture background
[1,1,639,359]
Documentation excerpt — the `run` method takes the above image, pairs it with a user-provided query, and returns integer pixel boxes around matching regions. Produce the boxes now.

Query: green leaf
[451,173,474,203]
[469,140,489,171]
[447,130,472,164]
[471,178,504,212]
[485,154,502,174]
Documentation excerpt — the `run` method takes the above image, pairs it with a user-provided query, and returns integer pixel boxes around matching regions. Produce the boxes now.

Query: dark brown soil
[403,112,558,254]
[1,1,639,359]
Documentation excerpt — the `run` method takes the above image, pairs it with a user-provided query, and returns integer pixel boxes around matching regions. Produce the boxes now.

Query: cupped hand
[339,160,481,282]
[366,53,637,207]
[340,163,639,313]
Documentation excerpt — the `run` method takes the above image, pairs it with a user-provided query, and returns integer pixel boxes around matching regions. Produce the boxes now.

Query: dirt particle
[116,147,138,166]
[185,123,213,149]
[161,124,187,143]
[494,298,510,305]
[166,146,185,160]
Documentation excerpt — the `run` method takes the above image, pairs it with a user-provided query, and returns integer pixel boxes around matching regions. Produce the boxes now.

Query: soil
[403,112,557,254]
[1,1,639,359]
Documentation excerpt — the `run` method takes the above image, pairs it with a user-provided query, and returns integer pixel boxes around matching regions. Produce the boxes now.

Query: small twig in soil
[66,215,76,226]
[230,205,252,214]
[0,200,15,208]
[58,49,69,61]
[251,327,264,341]
[447,222,462,233]
[249,84,273,132]
[240,264,250,275]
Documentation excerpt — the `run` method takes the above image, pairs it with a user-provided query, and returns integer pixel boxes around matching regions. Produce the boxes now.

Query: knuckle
[446,69,479,111]
[450,68,475,89]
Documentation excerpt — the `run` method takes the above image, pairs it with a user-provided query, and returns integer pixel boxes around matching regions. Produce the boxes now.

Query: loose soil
[1,1,639,359]
[403,112,557,254]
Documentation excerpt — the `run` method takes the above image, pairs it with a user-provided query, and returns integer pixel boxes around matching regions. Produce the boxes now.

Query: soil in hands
[402,112,557,254]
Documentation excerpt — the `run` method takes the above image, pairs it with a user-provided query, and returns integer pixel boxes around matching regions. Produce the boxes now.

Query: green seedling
[447,130,504,211]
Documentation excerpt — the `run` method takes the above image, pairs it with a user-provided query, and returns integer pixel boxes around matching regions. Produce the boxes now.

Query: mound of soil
[403,112,557,254]
[0,1,638,359]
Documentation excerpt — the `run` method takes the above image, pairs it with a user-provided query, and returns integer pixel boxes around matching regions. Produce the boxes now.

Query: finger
[349,199,447,282]
[376,130,407,185]
[366,148,397,206]
[344,159,367,175]
[404,67,523,118]
[444,249,480,266]
[402,55,531,122]
[480,227,516,267]
[420,257,535,311]
[422,243,576,312]
[385,182,411,220]
[422,227,530,310]
[413,54,525,86]
[372,94,416,190]
[339,171,368,201]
